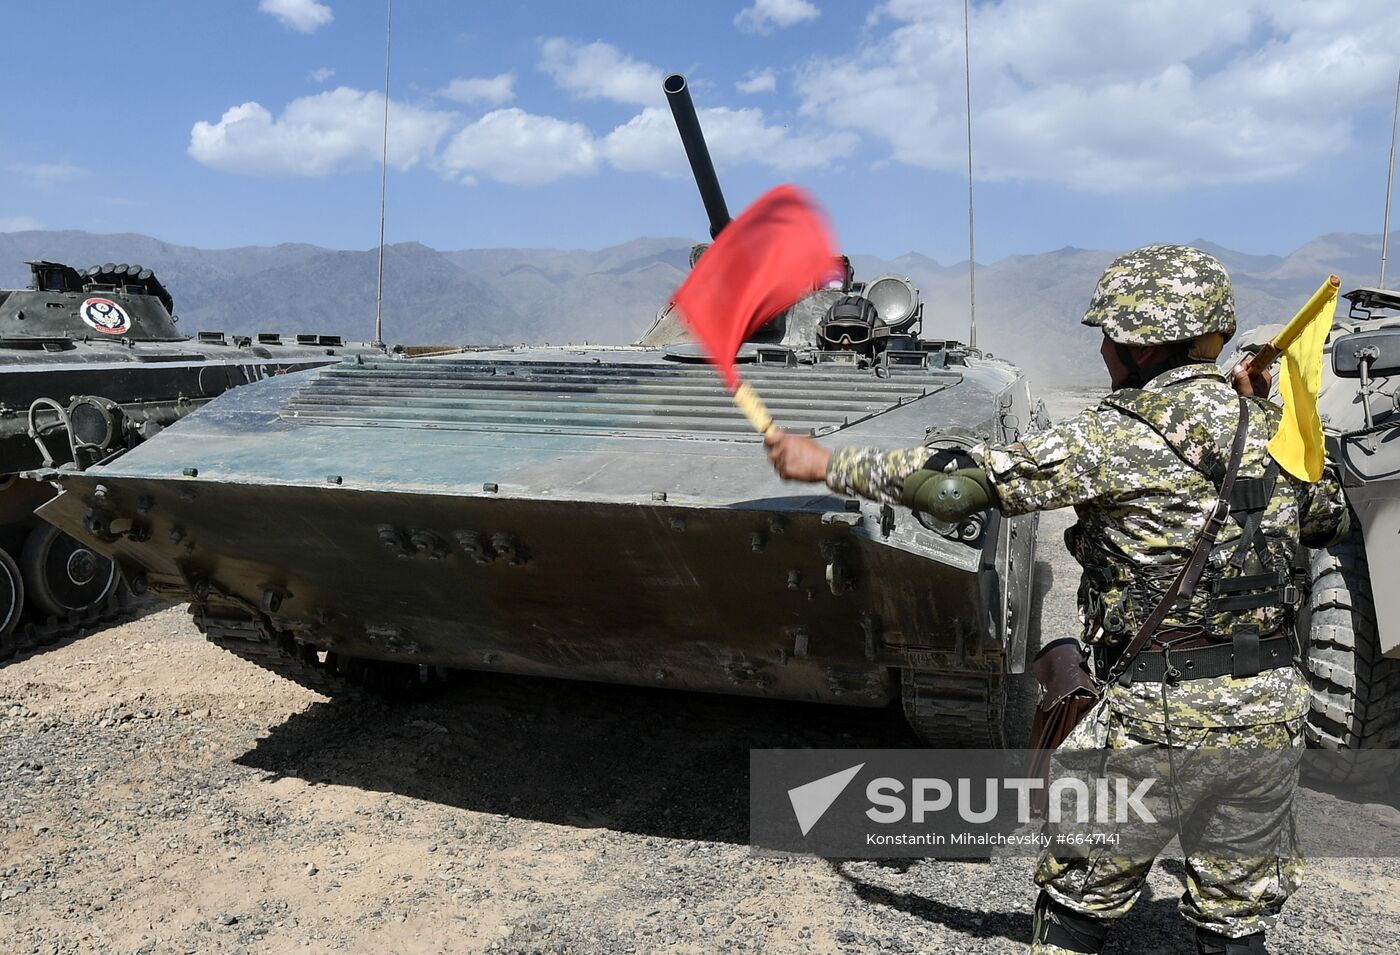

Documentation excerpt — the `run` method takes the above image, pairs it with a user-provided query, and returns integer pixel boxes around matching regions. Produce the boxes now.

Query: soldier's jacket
[825,362,1348,729]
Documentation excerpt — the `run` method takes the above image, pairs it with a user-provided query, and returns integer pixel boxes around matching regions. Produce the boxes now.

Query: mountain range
[2,229,1394,385]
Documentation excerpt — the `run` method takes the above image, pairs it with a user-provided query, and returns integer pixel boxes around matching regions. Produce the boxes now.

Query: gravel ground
[1,384,1396,954]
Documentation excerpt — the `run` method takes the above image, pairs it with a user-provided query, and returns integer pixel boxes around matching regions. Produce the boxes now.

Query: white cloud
[432,99,851,186]
[440,73,516,106]
[438,108,597,185]
[600,106,855,176]
[309,66,336,83]
[736,70,778,94]
[793,0,1400,192]
[188,88,455,175]
[0,216,42,232]
[260,0,332,34]
[735,0,820,35]
[7,162,89,184]
[538,38,665,106]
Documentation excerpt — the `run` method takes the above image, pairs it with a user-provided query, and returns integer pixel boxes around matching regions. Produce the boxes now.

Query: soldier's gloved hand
[900,467,993,522]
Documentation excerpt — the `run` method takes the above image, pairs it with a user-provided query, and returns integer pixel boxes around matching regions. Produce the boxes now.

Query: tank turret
[643,76,953,372]
[6,261,182,342]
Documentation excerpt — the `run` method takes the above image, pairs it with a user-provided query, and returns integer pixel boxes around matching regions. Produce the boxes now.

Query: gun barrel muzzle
[664,73,731,238]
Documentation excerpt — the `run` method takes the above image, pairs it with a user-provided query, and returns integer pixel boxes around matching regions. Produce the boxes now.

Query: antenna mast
[1381,65,1400,290]
[962,0,977,348]
[373,0,393,348]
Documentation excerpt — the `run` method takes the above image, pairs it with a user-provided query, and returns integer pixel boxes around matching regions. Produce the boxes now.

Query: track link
[197,610,448,701]
[0,587,136,663]
[901,669,1009,747]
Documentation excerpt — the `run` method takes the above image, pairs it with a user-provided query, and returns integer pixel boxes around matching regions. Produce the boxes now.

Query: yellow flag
[1267,276,1338,482]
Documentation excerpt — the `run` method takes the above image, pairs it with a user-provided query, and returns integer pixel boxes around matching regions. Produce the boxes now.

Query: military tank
[1300,285,1400,768]
[0,259,381,658]
[28,75,1043,746]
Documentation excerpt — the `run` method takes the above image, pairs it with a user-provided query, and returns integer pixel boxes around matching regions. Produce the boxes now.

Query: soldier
[765,245,1348,955]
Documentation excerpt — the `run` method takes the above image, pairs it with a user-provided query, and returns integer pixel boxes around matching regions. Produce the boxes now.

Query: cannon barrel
[663,73,731,238]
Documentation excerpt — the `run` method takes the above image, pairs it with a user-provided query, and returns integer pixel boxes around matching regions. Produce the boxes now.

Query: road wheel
[0,549,25,660]
[1303,523,1400,784]
[20,524,119,620]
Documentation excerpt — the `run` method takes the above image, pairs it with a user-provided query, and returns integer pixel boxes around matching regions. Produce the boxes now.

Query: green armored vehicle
[0,260,380,657]
[1301,285,1400,767]
[29,76,1043,746]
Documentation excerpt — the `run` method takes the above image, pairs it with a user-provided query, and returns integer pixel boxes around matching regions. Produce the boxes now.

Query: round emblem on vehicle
[79,297,131,335]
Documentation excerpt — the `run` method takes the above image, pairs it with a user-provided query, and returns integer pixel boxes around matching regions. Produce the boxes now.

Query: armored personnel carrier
[0,260,380,657]
[30,76,1043,746]
[1301,285,1400,767]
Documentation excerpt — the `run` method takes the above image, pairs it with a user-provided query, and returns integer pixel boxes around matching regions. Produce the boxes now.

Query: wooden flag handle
[1243,274,1341,376]
[733,381,776,435]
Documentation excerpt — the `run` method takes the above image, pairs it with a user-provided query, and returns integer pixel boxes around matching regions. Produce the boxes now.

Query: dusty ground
[1,385,1397,955]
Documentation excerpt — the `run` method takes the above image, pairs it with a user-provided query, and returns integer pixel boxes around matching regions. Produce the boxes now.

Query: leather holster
[1027,638,1100,815]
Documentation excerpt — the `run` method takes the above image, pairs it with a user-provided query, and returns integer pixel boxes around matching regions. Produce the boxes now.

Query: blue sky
[2,0,1398,262]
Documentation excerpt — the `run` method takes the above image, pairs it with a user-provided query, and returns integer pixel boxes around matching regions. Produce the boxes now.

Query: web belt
[1116,632,1291,682]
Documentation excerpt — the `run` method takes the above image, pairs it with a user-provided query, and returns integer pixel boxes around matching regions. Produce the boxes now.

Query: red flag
[671,184,838,389]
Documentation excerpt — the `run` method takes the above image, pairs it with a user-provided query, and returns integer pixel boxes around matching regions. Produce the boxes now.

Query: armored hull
[0,260,380,655]
[37,342,1040,745]
[1301,287,1400,763]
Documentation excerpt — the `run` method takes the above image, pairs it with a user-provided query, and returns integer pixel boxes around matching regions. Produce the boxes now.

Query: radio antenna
[962,0,977,348]
[373,0,393,348]
[1381,64,1399,290]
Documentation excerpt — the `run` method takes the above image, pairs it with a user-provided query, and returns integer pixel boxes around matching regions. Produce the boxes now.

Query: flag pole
[733,382,776,435]
[1244,274,1340,375]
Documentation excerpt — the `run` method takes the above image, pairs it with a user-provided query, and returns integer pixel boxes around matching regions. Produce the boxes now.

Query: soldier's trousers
[1030,699,1305,953]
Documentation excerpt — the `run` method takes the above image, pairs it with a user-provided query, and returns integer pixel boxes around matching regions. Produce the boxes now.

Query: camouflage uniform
[824,245,1348,951]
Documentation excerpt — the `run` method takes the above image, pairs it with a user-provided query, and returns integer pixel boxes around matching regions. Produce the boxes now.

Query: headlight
[864,275,920,331]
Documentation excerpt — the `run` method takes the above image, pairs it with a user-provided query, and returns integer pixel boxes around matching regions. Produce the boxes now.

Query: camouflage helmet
[1082,244,1235,346]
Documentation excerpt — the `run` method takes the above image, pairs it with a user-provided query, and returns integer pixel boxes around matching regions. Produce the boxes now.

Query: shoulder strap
[1227,459,1281,570]
[1106,398,1251,686]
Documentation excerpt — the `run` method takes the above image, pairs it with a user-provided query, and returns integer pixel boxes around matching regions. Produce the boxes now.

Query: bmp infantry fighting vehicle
[0,260,379,658]
[1300,286,1400,767]
[31,76,1042,746]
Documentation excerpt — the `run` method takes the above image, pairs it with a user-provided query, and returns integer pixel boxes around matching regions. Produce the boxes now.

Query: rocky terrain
[1,387,1397,954]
